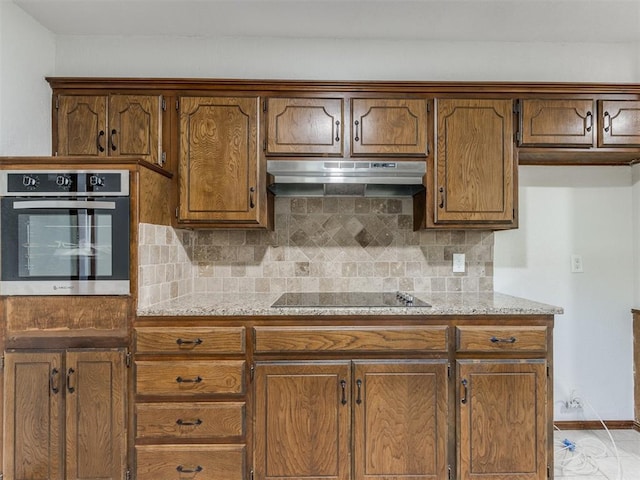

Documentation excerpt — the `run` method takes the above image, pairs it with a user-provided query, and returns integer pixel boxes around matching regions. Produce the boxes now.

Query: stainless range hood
[267,160,426,197]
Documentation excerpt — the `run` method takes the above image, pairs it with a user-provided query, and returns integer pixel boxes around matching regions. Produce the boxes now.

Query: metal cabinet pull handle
[176,376,203,383]
[356,379,362,405]
[176,465,203,474]
[50,368,60,394]
[110,129,117,151]
[176,338,203,346]
[461,379,468,404]
[335,121,340,142]
[176,418,203,426]
[249,186,255,209]
[67,368,75,393]
[490,336,517,344]
[585,111,593,132]
[340,379,347,405]
[604,111,611,132]
[439,187,445,209]
[97,130,105,152]
[354,120,360,142]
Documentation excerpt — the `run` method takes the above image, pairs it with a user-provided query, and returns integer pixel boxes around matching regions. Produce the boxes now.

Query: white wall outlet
[452,253,465,273]
[570,254,584,273]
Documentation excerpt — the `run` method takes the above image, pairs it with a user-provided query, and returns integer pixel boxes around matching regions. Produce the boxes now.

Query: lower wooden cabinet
[2,349,127,480]
[457,360,548,480]
[253,360,449,480]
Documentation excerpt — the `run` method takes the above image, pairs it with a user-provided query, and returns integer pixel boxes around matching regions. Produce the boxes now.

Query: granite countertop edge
[137,292,563,317]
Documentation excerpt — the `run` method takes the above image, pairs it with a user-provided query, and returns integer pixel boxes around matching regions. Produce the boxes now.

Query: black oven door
[0,197,129,295]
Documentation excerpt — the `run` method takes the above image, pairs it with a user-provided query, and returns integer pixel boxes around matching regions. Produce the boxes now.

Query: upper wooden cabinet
[177,95,269,228]
[518,99,595,147]
[265,97,344,156]
[598,100,640,147]
[431,98,516,228]
[351,98,429,156]
[55,94,164,166]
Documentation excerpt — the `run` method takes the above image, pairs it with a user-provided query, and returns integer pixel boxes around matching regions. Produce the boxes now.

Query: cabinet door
[351,98,428,156]
[599,100,640,147]
[65,350,126,480]
[266,98,343,156]
[56,95,108,156]
[353,361,449,480]
[457,360,547,480]
[108,94,163,164]
[519,99,594,146]
[178,96,265,225]
[254,361,351,480]
[3,351,64,480]
[435,98,515,224]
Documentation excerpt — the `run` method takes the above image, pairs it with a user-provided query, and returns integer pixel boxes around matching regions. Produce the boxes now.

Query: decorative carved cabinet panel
[518,99,595,147]
[598,100,640,147]
[433,98,515,226]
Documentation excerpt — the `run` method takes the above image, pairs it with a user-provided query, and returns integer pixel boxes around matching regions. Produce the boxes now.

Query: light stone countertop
[137,292,563,317]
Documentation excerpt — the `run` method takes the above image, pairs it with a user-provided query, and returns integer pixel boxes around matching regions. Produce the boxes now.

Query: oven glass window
[17,212,113,278]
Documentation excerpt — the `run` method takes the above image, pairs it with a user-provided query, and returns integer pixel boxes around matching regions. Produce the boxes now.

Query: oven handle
[11,200,117,210]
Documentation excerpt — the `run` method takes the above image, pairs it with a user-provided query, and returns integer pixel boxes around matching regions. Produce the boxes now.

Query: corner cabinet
[177,95,269,228]
[3,349,127,480]
[55,94,165,166]
[430,98,516,228]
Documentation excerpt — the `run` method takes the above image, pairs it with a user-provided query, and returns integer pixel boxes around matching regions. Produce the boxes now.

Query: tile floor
[554,429,640,479]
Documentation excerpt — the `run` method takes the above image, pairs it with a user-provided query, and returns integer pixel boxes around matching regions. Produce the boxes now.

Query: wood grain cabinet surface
[55,94,164,166]
[432,98,516,228]
[518,99,595,147]
[3,349,127,480]
[598,100,640,147]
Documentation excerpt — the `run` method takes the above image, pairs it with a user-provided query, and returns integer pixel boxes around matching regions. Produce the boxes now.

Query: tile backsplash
[138,197,494,308]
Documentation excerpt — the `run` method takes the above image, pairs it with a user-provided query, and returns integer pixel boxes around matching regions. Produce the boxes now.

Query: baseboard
[554,420,636,430]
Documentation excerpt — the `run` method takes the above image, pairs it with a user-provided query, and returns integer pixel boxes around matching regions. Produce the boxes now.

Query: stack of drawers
[134,326,247,480]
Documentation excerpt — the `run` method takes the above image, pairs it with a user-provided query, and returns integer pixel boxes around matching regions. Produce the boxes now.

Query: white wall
[495,167,635,420]
[0,2,54,155]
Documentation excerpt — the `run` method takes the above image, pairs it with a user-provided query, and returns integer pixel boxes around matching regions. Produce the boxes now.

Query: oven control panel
[0,170,129,196]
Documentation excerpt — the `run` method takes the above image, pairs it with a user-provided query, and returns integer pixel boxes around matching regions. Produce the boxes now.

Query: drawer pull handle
[490,336,517,344]
[50,368,60,394]
[176,338,203,346]
[176,465,203,474]
[176,418,203,426]
[354,120,360,142]
[96,130,105,152]
[604,111,612,132]
[340,379,347,405]
[461,379,468,404]
[585,111,593,133]
[176,376,203,384]
[67,368,76,393]
[356,379,362,405]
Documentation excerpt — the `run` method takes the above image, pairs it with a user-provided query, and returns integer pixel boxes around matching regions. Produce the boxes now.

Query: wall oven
[0,170,130,295]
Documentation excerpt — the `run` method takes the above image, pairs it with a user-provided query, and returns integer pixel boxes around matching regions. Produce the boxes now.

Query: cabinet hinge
[0,355,4,370]
[161,151,167,165]
[448,465,452,479]
[547,464,550,478]
[263,100,267,112]
[250,363,255,382]
[125,468,131,480]
[175,206,179,219]
[547,365,550,378]
[514,100,521,114]
[161,96,166,111]
[125,351,132,368]
[250,469,254,480]
[427,102,431,113]
[176,99,180,111]
[263,139,267,152]
[55,95,60,110]
[447,363,451,378]
[515,130,522,143]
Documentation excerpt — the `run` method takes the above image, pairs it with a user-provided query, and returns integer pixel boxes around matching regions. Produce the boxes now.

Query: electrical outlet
[452,253,465,273]
[570,254,584,273]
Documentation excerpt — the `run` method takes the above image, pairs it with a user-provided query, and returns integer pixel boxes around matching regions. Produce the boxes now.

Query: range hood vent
[267,160,426,197]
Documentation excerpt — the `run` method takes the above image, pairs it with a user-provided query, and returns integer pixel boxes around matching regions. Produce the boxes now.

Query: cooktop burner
[271,291,431,308]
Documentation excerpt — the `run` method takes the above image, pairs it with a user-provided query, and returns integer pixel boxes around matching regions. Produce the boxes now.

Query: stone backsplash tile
[138,198,494,307]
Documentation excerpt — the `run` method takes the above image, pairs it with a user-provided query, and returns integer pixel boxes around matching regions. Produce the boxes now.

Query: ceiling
[11,0,640,43]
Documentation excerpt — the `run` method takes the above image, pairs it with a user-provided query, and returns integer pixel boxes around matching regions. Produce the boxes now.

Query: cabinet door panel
[179,96,264,224]
[109,94,162,164]
[3,352,64,480]
[65,350,126,480]
[435,98,515,224]
[57,95,107,156]
[599,100,640,147]
[267,98,343,155]
[519,99,594,146]
[353,361,448,480]
[457,360,547,480]
[352,99,428,155]
[254,362,351,480]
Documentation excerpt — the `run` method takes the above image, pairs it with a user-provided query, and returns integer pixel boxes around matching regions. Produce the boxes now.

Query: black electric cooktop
[271,291,431,308]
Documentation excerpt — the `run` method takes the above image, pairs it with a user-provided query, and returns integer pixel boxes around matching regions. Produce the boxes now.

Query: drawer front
[136,444,245,480]
[136,360,245,396]
[254,326,448,353]
[135,327,246,354]
[136,402,245,440]
[456,326,548,353]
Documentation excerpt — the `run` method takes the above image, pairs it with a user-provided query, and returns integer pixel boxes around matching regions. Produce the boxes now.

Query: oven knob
[89,175,105,187]
[56,175,72,188]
